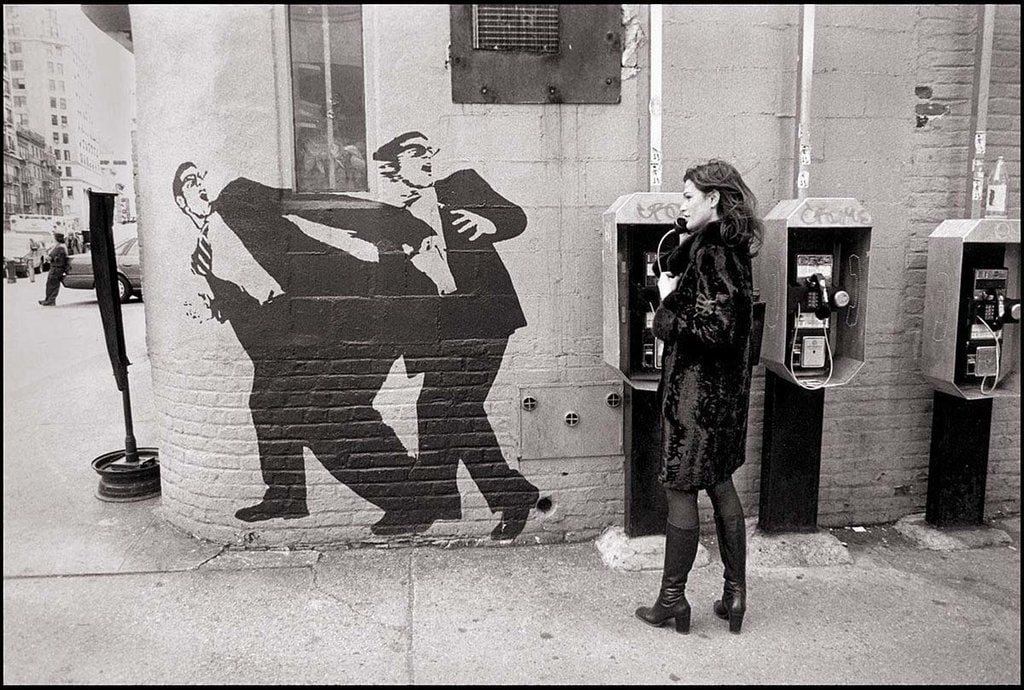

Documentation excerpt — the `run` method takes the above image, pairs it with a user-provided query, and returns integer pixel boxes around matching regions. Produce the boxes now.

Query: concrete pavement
[3,273,1021,684]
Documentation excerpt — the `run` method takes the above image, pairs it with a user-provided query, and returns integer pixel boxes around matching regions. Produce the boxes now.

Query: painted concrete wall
[129,4,1020,547]
[660,4,1020,525]
[133,5,644,546]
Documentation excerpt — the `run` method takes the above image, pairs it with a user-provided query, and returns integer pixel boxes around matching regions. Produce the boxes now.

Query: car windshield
[115,237,138,255]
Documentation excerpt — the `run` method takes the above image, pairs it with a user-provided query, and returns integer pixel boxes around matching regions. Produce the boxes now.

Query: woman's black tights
[665,477,744,530]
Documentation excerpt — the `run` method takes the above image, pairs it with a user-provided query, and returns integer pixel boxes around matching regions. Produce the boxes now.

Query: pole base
[92,447,160,502]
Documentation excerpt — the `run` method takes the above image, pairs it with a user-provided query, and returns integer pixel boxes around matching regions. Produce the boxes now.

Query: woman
[635,160,761,635]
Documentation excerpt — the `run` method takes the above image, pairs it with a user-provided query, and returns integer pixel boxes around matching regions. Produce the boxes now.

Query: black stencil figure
[374,132,539,540]
[185,170,449,531]
[178,144,538,539]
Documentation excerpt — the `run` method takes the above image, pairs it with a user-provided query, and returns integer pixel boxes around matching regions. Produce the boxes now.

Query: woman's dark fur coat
[653,221,753,491]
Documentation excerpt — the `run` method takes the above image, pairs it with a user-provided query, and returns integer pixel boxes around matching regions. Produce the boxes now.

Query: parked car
[62,236,143,303]
[3,233,51,278]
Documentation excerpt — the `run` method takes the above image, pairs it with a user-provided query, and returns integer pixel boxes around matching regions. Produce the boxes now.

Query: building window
[66,187,73,198]
[449,4,622,104]
[62,133,69,144]
[53,133,60,144]
[11,42,21,53]
[288,4,367,193]
[57,64,64,76]
[48,61,55,73]
[14,96,27,108]
[14,78,25,90]
[61,116,68,127]
[49,80,56,92]
[51,97,58,108]
[52,115,59,126]
[63,150,70,161]
[66,166,72,177]
[59,99,66,110]
[11,60,23,71]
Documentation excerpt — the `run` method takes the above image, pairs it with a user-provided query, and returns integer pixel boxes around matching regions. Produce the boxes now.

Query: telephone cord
[974,315,999,395]
[789,307,834,390]
[656,227,678,275]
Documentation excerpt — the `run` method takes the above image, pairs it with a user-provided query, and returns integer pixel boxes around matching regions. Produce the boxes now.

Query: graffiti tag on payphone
[798,201,871,226]
[636,202,681,222]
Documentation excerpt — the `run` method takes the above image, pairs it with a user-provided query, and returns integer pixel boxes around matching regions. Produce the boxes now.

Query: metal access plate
[519,382,624,460]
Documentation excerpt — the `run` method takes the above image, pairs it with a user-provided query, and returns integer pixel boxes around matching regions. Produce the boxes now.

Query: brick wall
[133,5,1019,547]
[663,4,1020,526]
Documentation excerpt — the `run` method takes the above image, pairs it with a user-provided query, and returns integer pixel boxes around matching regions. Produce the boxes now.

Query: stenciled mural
[172,132,539,539]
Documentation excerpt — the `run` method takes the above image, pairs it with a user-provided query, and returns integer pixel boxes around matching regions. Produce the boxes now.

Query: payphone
[603,194,690,390]
[921,218,1021,399]
[757,198,872,533]
[603,193,686,536]
[920,218,1020,527]
[760,199,871,389]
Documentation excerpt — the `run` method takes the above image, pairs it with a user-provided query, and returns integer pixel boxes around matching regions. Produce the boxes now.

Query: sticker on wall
[172,132,538,541]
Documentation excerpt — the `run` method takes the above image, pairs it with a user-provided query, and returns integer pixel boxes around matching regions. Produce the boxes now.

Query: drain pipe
[794,4,815,200]
[966,4,996,219]
[649,4,662,192]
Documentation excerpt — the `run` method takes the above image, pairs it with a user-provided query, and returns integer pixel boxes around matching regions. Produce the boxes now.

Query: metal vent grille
[472,4,559,54]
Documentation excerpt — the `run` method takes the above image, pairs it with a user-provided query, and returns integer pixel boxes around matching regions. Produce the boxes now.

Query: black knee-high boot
[713,514,747,633]
[635,524,700,634]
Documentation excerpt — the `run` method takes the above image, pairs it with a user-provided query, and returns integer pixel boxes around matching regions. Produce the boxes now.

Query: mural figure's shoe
[234,497,309,523]
[371,510,435,536]
[490,483,540,541]
[38,300,55,306]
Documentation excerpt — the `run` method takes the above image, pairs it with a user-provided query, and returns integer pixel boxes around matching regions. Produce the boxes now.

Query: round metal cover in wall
[564,412,580,427]
[522,396,538,411]
[606,392,622,408]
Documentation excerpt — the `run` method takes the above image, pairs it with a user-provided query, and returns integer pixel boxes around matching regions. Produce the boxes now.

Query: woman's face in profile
[679,179,718,231]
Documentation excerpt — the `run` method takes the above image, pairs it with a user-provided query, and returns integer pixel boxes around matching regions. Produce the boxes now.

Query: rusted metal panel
[450,4,622,104]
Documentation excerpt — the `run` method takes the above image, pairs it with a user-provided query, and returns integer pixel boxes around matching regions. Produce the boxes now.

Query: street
[3,271,1021,684]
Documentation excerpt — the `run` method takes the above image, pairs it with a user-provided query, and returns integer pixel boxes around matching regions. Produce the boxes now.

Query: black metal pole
[758,370,825,533]
[121,386,138,463]
[925,391,992,527]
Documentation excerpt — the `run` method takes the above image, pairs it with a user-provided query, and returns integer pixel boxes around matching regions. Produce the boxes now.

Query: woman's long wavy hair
[683,159,763,256]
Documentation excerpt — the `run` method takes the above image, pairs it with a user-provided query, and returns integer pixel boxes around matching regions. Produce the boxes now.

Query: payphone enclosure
[603,192,689,391]
[921,218,1020,400]
[759,198,872,389]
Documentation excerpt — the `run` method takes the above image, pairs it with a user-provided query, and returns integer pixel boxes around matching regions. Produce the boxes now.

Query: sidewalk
[3,275,1021,684]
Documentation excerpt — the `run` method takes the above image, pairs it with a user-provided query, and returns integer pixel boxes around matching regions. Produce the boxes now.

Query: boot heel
[675,609,691,634]
[728,610,744,634]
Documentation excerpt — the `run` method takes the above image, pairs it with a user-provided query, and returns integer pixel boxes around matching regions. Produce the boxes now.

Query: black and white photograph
[3,4,1019,685]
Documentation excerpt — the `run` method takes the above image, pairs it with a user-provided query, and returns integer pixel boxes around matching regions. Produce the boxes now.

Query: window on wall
[288,4,367,193]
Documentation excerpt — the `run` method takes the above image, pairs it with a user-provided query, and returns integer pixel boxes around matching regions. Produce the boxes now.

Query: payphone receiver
[962,267,1021,394]
[655,217,691,276]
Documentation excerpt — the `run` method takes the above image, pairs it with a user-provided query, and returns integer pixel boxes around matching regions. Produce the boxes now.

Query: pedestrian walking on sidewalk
[635,160,761,635]
[38,233,69,306]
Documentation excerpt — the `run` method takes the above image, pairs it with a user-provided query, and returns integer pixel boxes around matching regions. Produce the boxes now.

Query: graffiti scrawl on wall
[172,132,539,539]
